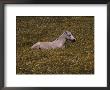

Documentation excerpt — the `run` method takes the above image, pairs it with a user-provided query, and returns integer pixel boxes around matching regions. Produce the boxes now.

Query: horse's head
[64,31,76,42]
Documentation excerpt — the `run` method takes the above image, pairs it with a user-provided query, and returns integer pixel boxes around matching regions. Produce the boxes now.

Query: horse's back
[31,42,52,49]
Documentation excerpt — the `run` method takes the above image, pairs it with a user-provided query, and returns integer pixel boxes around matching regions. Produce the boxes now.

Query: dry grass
[16,16,94,74]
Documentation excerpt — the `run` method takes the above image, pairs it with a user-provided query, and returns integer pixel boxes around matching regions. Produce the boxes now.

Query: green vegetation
[16,16,94,74]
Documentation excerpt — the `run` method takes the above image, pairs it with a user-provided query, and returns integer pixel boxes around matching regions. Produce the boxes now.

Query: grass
[16,16,94,74]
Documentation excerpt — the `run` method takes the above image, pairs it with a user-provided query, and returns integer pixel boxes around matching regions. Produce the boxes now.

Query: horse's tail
[31,42,40,49]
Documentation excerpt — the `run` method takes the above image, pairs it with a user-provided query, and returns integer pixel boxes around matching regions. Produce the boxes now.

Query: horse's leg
[61,45,65,49]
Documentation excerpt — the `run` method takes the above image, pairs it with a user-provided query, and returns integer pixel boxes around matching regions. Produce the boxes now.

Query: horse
[31,31,76,49]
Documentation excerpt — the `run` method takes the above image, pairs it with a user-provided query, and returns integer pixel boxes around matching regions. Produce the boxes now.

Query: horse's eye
[68,35,71,37]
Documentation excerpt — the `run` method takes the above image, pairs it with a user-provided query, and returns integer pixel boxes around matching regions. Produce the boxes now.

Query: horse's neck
[52,34,66,45]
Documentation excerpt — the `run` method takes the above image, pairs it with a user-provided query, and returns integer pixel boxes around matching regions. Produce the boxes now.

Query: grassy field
[16,16,94,74]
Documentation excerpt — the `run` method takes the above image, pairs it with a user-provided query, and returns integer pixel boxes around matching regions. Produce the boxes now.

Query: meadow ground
[16,16,94,74]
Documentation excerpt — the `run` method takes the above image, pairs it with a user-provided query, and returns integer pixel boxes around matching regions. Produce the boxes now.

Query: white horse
[31,31,76,49]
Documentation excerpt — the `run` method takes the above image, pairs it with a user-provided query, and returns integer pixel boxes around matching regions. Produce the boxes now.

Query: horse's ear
[64,31,67,34]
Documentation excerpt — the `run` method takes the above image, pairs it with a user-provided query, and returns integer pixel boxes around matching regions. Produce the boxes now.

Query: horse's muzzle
[71,39,76,42]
